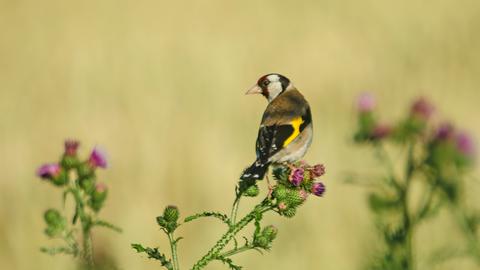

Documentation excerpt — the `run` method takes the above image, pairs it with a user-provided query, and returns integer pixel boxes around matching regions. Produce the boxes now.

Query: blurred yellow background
[1,0,480,269]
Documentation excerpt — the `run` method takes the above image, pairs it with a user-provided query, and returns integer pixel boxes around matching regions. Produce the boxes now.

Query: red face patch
[257,75,270,98]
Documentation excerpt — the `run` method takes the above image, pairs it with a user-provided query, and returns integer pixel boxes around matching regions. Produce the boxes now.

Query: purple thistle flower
[37,164,61,179]
[357,93,376,113]
[456,132,476,157]
[411,97,434,120]
[310,164,326,178]
[311,182,326,197]
[89,147,108,168]
[289,168,304,186]
[435,122,455,141]
[371,124,392,140]
[64,139,80,156]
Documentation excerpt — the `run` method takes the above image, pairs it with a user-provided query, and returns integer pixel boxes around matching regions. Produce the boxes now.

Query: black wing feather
[256,107,312,162]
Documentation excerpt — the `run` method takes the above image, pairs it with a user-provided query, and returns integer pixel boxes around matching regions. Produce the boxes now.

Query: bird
[241,73,313,181]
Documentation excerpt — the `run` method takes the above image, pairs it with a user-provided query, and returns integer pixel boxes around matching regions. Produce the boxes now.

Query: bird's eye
[262,80,270,87]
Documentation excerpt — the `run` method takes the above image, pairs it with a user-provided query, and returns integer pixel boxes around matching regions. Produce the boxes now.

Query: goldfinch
[241,74,313,181]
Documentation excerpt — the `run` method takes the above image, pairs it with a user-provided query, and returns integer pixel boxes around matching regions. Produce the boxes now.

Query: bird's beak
[245,84,262,95]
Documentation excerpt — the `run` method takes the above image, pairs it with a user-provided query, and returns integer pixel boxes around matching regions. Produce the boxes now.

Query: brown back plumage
[261,89,310,126]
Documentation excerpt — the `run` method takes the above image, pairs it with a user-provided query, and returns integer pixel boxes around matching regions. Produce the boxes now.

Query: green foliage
[216,255,242,270]
[352,95,480,269]
[131,244,173,270]
[93,219,123,233]
[37,141,121,268]
[133,162,326,270]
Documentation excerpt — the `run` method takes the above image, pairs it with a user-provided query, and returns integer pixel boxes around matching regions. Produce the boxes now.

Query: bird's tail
[240,160,270,180]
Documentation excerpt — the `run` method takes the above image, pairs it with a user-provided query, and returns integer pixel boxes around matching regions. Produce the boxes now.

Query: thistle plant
[132,161,327,270]
[352,94,479,269]
[37,140,121,269]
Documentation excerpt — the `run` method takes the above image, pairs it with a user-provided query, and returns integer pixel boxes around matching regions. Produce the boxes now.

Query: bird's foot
[266,174,275,198]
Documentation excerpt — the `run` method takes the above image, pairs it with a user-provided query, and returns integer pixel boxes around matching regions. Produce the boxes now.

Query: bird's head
[246,73,293,102]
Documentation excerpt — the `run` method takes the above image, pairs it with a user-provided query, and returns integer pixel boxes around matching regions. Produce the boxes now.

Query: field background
[1,0,480,269]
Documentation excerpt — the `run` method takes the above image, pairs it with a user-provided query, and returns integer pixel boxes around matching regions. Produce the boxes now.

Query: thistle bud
[311,182,326,197]
[43,209,66,237]
[262,225,278,240]
[156,216,168,228]
[77,162,94,179]
[243,184,260,197]
[79,177,96,194]
[285,189,307,207]
[254,236,269,249]
[163,205,180,223]
[90,183,108,212]
[61,140,80,169]
[254,225,278,249]
[44,209,62,226]
[158,206,179,233]
[273,185,288,200]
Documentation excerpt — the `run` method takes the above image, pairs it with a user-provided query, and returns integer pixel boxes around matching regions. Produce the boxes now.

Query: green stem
[412,177,438,225]
[168,233,180,270]
[71,186,94,268]
[230,196,241,226]
[192,200,271,270]
[219,245,255,257]
[403,207,414,270]
[403,141,415,270]
[82,228,94,269]
[375,144,402,190]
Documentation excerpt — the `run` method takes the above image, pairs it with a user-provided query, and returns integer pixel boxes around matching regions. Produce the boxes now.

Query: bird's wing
[255,107,311,163]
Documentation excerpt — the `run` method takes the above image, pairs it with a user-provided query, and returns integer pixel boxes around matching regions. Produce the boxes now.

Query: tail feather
[240,160,270,180]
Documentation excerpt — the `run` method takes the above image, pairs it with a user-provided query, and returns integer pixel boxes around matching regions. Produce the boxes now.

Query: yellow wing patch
[283,117,304,147]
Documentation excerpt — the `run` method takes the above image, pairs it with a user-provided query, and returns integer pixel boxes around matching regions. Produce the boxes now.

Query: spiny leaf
[93,219,122,233]
[216,255,242,270]
[40,246,76,256]
[184,211,230,225]
[131,244,173,270]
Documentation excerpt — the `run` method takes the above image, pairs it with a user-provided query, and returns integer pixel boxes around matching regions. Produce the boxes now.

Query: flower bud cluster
[253,225,278,249]
[157,205,180,233]
[43,209,67,238]
[36,140,109,212]
[271,162,326,218]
